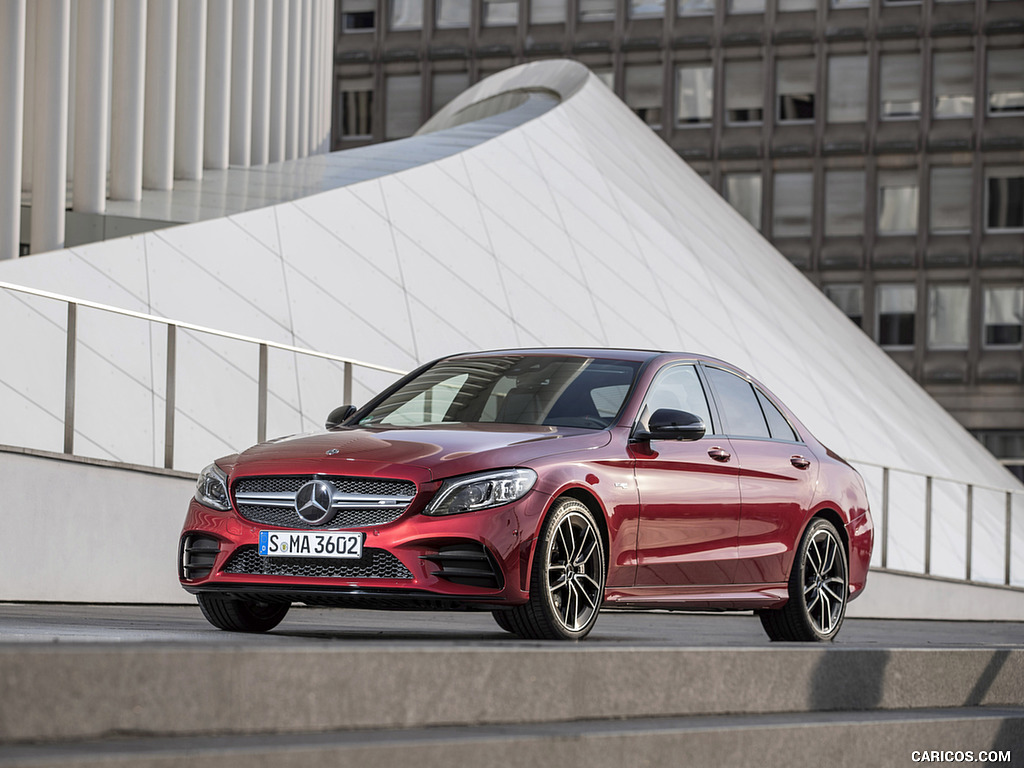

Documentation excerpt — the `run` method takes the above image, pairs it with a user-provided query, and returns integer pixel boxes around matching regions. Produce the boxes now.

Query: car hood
[228,423,612,481]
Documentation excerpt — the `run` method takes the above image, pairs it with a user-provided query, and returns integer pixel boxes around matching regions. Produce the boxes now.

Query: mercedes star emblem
[294,480,334,526]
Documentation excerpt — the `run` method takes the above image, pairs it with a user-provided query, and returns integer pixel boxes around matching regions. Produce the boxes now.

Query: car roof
[442,347,731,366]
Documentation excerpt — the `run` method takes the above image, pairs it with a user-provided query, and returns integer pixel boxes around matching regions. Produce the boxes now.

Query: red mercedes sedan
[180,349,873,641]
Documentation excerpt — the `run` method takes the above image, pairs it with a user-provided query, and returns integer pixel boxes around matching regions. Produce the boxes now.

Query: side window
[641,365,714,433]
[755,388,798,441]
[704,367,770,439]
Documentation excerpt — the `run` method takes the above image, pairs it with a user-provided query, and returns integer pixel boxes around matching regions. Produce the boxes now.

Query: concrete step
[2,645,1022,744]
[1,708,1022,768]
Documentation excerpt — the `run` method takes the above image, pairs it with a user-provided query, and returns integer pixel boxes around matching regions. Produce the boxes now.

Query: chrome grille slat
[232,475,416,530]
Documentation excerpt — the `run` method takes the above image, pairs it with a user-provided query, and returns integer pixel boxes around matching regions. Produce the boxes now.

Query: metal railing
[0,280,405,470]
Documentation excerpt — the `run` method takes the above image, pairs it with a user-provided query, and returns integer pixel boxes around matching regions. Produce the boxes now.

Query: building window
[831,0,868,8]
[579,0,615,21]
[725,60,763,124]
[723,173,762,230]
[984,287,1024,347]
[675,64,713,126]
[678,0,714,14]
[877,284,916,348]
[391,0,423,29]
[778,0,815,10]
[436,0,470,27]
[531,0,566,23]
[986,168,1024,232]
[987,49,1024,115]
[824,170,865,237]
[877,170,919,236]
[728,0,764,13]
[880,53,921,120]
[630,0,665,17]
[432,72,468,114]
[483,0,518,24]
[927,285,970,350]
[341,0,376,31]
[772,172,813,237]
[385,74,421,139]
[338,78,374,139]
[933,51,974,119]
[776,59,815,123]
[626,65,663,128]
[827,55,868,123]
[825,284,864,327]
[929,167,972,234]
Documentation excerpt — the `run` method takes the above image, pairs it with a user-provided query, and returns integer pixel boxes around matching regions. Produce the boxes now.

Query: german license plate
[258,531,363,559]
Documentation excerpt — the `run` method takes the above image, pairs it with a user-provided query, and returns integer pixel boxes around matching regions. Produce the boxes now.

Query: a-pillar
[110,0,146,201]
[204,0,231,169]
[0,0,26,259]
[143,0,177,190]
[72,0,112,214]
[229,0,253,167]
[174,0,206,180]
[29,0,71,255]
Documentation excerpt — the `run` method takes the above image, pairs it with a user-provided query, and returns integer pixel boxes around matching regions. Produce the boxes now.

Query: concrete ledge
[848,570,1024,621]
[2,708,1021,768]
[2,646,1022,743]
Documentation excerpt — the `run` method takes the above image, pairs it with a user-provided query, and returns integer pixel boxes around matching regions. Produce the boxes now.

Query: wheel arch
[556,486,611,568]
[809,508,850,563]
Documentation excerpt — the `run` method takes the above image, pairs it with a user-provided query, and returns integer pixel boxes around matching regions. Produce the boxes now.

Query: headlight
[423,468,537,516]
[195,463,231,511]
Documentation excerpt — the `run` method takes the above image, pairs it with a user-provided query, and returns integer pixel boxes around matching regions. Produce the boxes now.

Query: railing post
[881,467,889,569]
[257,343,268,443]
[965,484,973,582]
[63,302,77,454]
[343,361,352,405]
[164,324,177,470]
[1006,491,1013,587]
[924,475,932,575]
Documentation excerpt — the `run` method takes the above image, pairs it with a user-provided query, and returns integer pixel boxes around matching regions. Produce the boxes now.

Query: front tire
[197,593,290,633]
[759,518,848,642]
[507,497,606,641]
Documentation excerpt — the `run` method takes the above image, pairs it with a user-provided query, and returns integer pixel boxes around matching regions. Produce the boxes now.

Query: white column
[285,0,300,160]
[250,0,271,166]
[298,0,311,158]
[0,1,26,259]
[21,0,35,193]
[174,0,206,179]
[72,0,111,214]
[228,0,253,166]
[110,0,146,200]
[203,0,231,169]
[323,0,335,152]
[268,0,289,163]
[30,0,71,254]
[65,1,76,183]
[143,0,177,190]
[308,0,320,156]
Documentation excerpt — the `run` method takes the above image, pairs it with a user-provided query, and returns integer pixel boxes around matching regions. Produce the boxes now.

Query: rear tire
[197,593,290,633]
[759,517,848,642]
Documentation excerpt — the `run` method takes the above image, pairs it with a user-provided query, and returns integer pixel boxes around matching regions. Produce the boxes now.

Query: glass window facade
[436,0,470,27]
[877,284,917,348]
[630,0,665,17]
[723,173,762,230]
[432,72,468,114]
[984,287,1024,347]
[776,58,815,123]
[987,49,1024,115]
[728,0,764,13]
[678,0,714,13]
[986,168,1024,231]
[878,170,919,235]
[927,285,970,350]
[341,0,376,31]
[772,172,813,237]
[483,0,519,25]
[825,284,864,327]
[338,78,374,138]
[880,53,921,119]
[579,0,615,21]
[778,0,815,10]
[675,64,713,126]
[827,55,868,123]
[824,170,865,237]
[725,60,763,124]
[530,0,566,23]
[933,51,974,119]
[390,0,423,29]
[930,167,972,233]
[385,75,421,139]
[627,65,664,128]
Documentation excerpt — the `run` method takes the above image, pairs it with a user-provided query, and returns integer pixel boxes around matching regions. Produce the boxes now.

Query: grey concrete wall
[847,569,1024,621]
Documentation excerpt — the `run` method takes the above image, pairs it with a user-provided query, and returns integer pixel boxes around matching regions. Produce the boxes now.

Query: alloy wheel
[545,509,604,633]
[802,527,847,636]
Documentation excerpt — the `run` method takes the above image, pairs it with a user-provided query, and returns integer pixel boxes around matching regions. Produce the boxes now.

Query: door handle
[708,446,731,462]
[790,455,811,469]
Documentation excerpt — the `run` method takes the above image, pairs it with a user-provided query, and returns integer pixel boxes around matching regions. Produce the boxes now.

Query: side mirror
[634,409,706,442]
[325,405,357,430]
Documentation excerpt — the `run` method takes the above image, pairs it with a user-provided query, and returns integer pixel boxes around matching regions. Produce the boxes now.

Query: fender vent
[180,534,220,581]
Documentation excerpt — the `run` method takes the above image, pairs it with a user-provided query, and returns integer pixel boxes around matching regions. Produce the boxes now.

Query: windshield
[359,355,642,429]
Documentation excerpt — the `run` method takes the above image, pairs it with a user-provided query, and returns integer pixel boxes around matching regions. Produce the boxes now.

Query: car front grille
[222,545,414,580]
[232,475,416,530]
